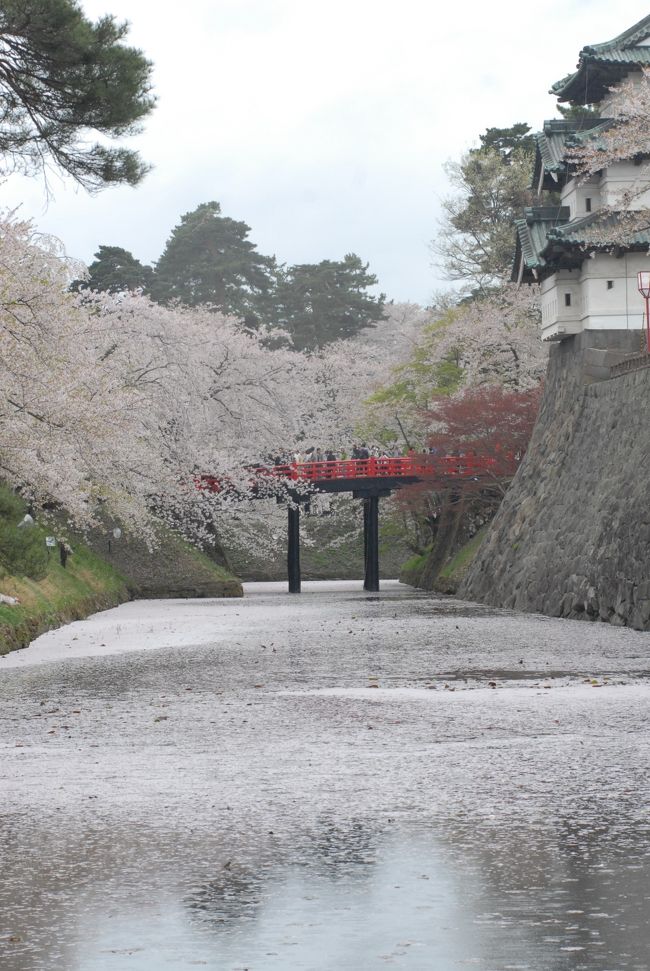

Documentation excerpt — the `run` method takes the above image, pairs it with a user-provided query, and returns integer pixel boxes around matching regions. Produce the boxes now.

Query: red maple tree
[393,383,543,564]
[425,383,542,475]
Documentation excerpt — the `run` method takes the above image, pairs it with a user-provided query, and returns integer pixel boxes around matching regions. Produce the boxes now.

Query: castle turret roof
[512,207,570,282]
[531,118,607,191]
[551,15,650,104]
[513,208,650,283]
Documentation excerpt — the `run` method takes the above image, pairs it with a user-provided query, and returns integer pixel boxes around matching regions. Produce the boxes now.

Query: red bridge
[257,452,517,487]
[201,451,520,594]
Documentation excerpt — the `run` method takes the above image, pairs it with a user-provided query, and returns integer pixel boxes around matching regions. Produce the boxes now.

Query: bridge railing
[254,453,518,482]
[199,452,519,493]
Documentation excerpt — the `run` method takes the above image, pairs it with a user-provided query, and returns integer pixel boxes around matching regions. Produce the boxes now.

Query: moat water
[1,581,649,970]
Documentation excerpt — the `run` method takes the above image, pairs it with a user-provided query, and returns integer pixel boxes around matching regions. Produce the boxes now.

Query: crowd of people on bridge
[271,443,409,467]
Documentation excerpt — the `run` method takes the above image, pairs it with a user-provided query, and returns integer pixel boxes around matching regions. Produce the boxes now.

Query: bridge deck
[199,453,518,498]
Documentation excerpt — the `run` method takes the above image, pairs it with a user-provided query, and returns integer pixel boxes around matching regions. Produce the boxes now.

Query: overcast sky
[2,0,649,304]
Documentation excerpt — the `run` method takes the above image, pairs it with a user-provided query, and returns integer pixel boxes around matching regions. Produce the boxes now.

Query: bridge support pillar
[363,495,380,592]
[287,505,301,593]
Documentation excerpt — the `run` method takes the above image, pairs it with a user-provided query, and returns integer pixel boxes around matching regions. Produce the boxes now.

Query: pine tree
[153,201,276,327]
[76,245,154,293]
[0,0,155,190]
[273,254,385,352]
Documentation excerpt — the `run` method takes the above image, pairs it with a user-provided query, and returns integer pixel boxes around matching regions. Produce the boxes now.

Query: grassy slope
[435,527,488,591]
[0,540,129,655]
[0,493,242,654]
[85,520,242,599]
[399,527,488,593]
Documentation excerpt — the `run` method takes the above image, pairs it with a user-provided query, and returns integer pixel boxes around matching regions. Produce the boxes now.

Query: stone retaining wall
[461,330,650,629]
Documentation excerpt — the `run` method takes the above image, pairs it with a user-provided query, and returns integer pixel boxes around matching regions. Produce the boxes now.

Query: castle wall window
[586,197,592,212]
[564,293,572,307]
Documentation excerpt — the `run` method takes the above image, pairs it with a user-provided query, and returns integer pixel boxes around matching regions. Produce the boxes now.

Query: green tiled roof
[512,206,570,282]
[586,48,650,65]
[513,208,650,283]
[531,119,606,190]
[551,15,650,104]
[547,211,650,247]
[565,119,613,147]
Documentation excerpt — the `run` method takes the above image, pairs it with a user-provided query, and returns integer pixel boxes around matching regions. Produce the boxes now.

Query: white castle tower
[513,16,650,345]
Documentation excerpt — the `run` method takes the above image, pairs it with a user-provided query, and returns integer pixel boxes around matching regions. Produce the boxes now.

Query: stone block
[630,599,650,629]
[636,580,650,601]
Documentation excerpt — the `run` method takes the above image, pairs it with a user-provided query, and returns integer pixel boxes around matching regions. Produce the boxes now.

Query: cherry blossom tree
[9,208,528,574]
[355,301,430,362]
[430,284,545,390]
[196,305,432,563]
[305,305,430,448]
[0,230,246,541]
[0,215,158,530]
[363,285,545,448]
[1,213,395,550]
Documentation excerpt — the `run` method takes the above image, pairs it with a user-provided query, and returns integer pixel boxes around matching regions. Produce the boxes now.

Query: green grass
[170,535,235,581]
[0,483,244,653]
[399,527,488,591]
[399,551,428,587]
[438,527,488,581]
[0,498,129,654]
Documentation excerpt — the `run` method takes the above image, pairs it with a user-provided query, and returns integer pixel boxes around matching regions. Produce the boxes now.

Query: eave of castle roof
[551,15,650,105]
[513,208,650,284]
[512,207,570,282]
[546,210,650,247]
[531,119,607,190]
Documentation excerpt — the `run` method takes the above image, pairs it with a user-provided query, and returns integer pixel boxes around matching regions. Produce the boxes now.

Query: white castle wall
[541,253,650,341]
[561,176,600,219]
[599,161,650,209]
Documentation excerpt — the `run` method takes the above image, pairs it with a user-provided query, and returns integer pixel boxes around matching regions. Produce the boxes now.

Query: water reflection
[187,862,263,925]
[1,812,650,970]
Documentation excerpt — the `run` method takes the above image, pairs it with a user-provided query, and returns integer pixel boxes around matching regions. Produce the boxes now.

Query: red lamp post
[637,271,650,354]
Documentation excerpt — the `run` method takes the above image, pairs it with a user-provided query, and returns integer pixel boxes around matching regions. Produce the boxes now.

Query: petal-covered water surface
[1,581,649,970]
